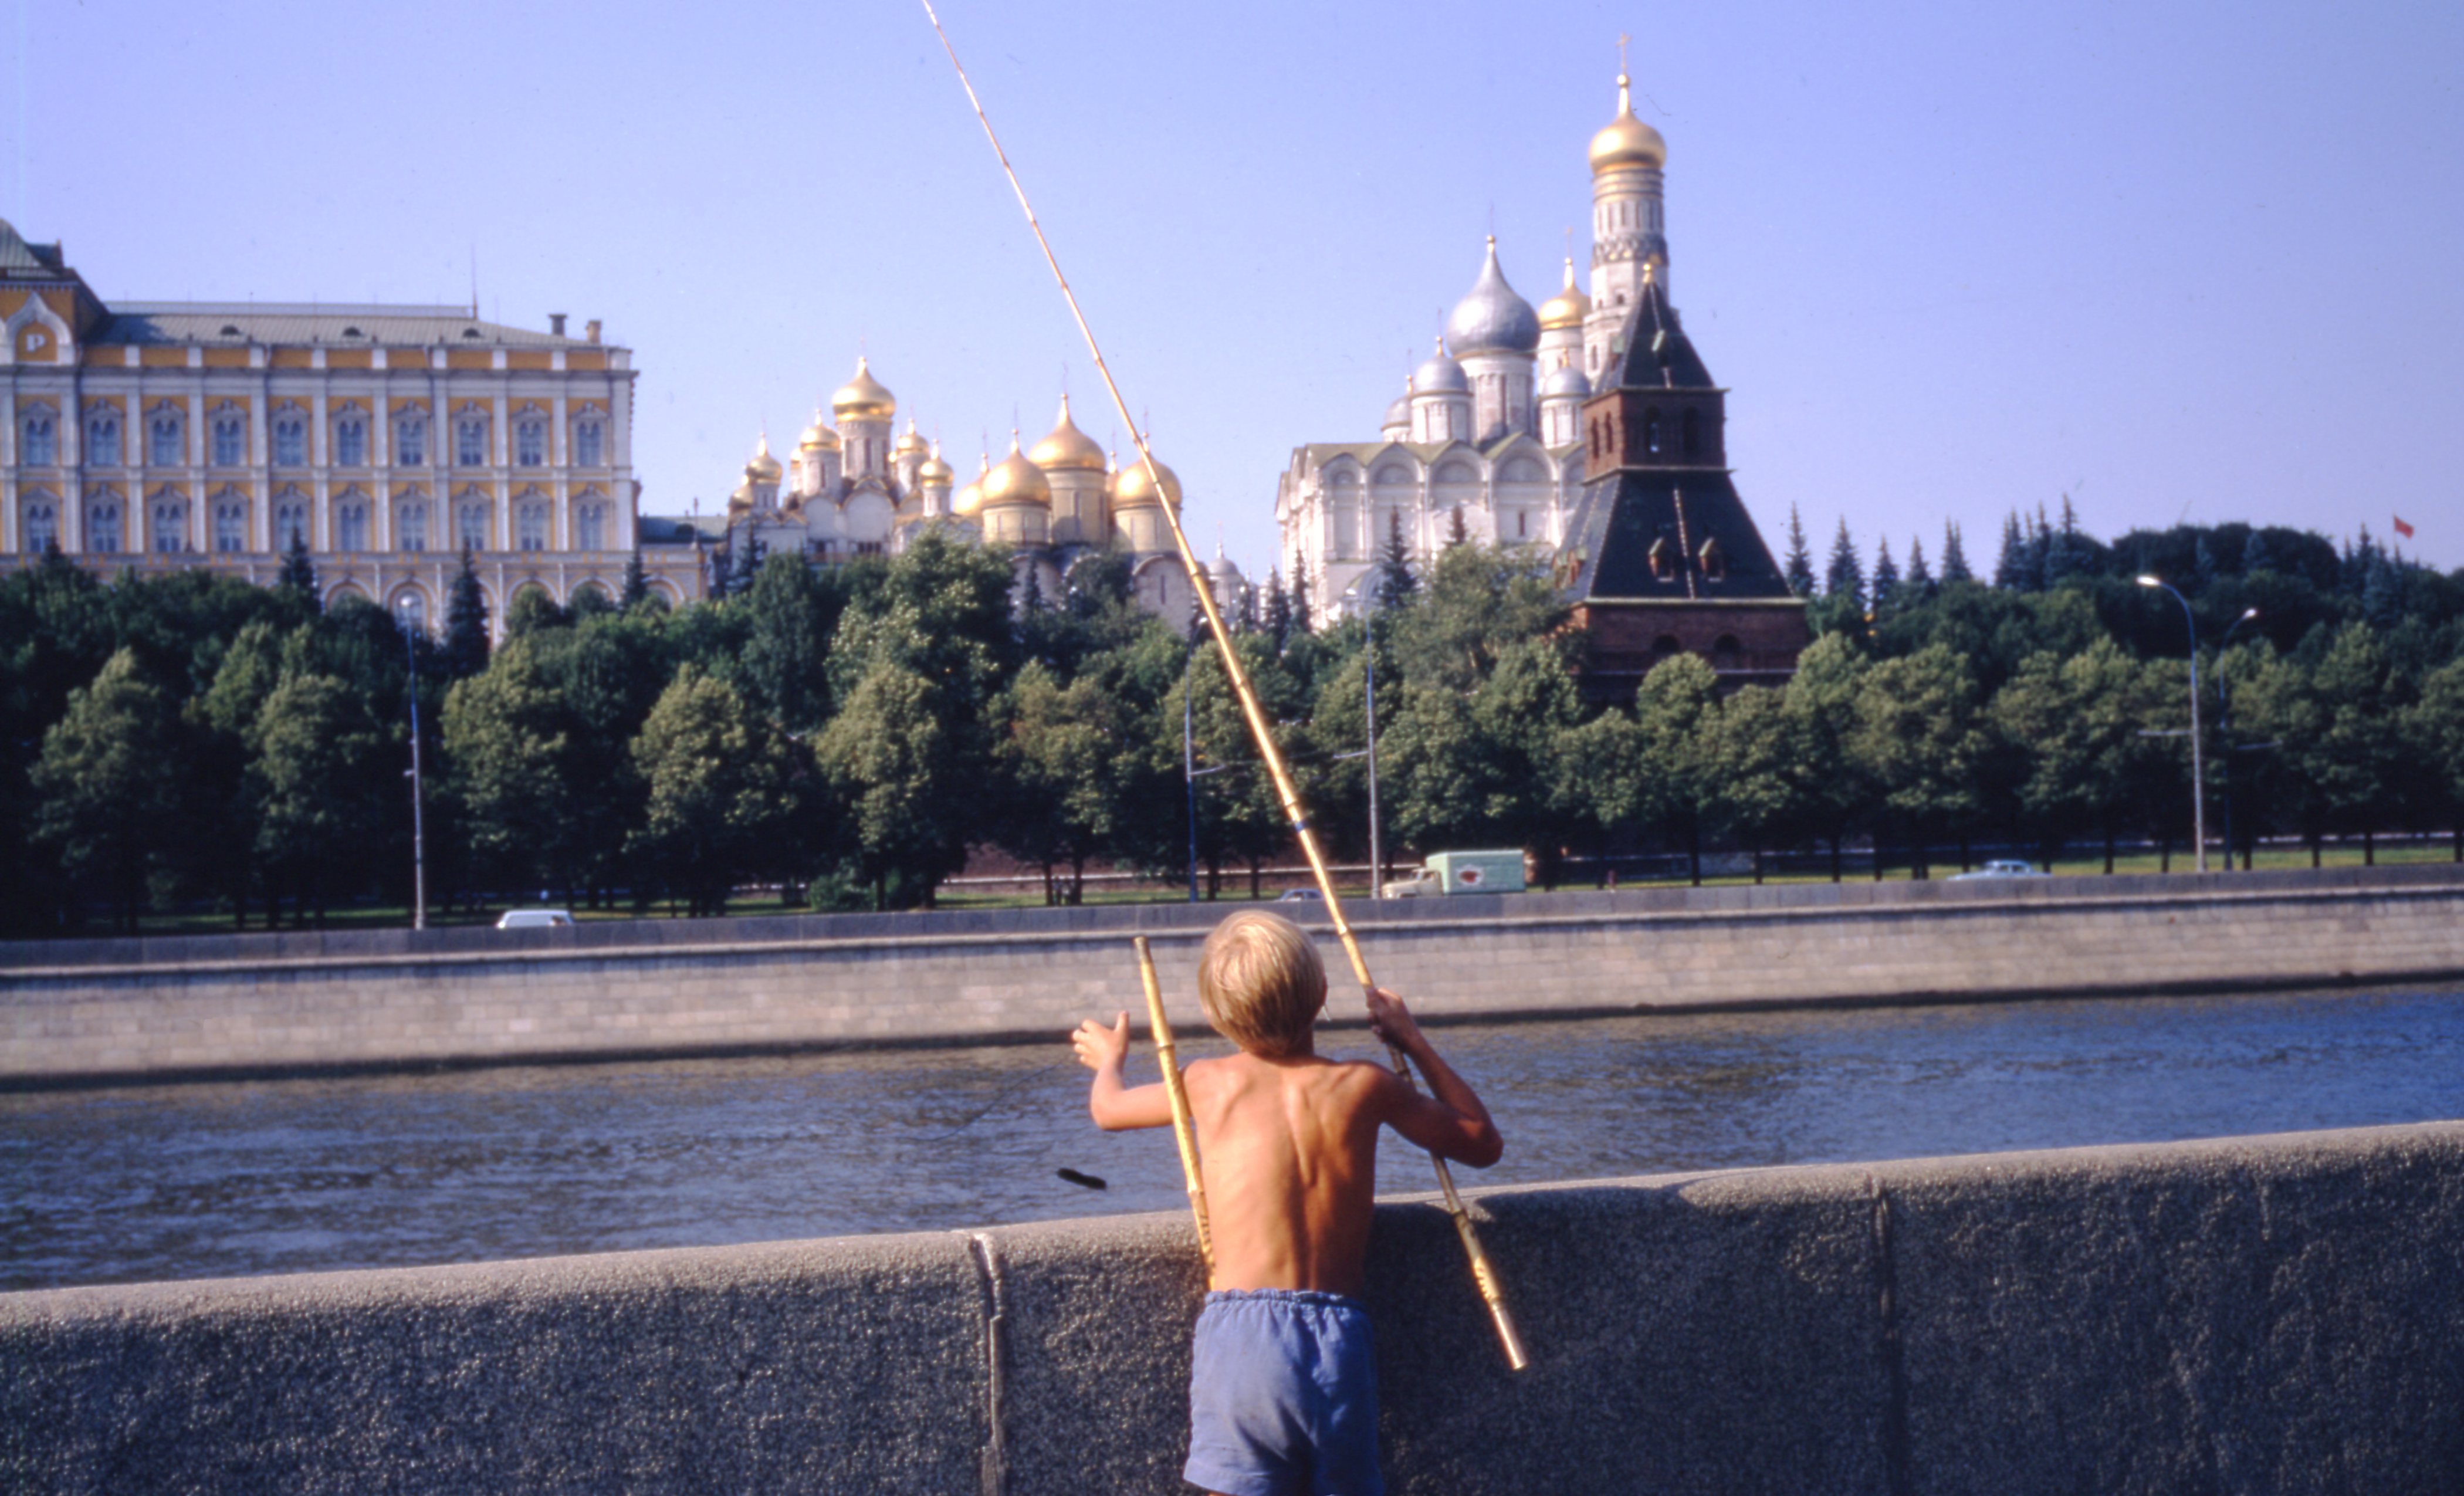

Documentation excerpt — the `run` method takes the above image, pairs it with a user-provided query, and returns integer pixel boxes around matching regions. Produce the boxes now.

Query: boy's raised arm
[1366,989,1504,1168]
[1072,1013,1176,1131]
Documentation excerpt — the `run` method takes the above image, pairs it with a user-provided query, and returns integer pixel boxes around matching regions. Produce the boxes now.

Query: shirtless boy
[1071,909,1502,1496]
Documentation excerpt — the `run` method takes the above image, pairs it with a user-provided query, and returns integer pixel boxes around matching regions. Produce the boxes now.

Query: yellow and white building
[0,219,692,629]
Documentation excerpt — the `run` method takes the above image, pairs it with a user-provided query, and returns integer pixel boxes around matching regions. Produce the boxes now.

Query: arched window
[273,409,307,466]
[336,498,370,553]
[456,498,490,551]
[21,409,56,466]
[573,417,603,467]
[88,500,124,554]
[516,500,549,550]
[151,499,189,553]
[397,500,430,553]
[1651,633,1684,659]
[1642,409,1661,456]
[22,499,58,553]
[1711,634,1744,669]
[211,414,245,467]
[148,410,184,466]
[85,410,121,467]
[333,412,367,468]
[455,414,489,466]
[395,412,427,467]
[212,497,247,553]
[576,501,605,551]
[273,493,310,549]
[515,415,547,467]
[1681,409,1701,458]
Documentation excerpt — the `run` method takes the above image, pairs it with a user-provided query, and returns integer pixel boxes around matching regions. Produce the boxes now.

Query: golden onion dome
[1111,448,1182,510]
[894,419,929,458]
[798,408,841,451]
[980,434,1053,508]
[1027,394,1106,472]
[744,432,783,481]
[1589,73,1667,174]
[950,453,991,518]
[1536,258,1592,330]
[829,356,896,421]
[918,451,954,484]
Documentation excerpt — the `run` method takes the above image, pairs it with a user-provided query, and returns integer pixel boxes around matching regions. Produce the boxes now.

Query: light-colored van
[495,908,576,930]
[1381,850,1528,898]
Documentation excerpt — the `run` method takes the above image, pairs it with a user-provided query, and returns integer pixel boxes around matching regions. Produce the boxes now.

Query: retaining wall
[4,1121,2459,1494]
[5,864,2461,1086]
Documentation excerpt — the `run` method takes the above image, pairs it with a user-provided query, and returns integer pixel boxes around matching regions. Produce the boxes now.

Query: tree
[1289,567,1314,635]
[1993,511,2028,590]
[1705,683,1804,881]
[629,665,798,916]
[1782,634,1869,879]
[1870,537,1902,614]
[2405,658,2464,861]
[993,662,1140,904]
[2306,621,2405,863]
[443,547,491,678]
[1905,535,1933,595]
[442,640,586,898]
[277,529,319,611]
[1939,521,1974,584]
[1389,543,1568,696]
[1782,505,1816,598]
[1847,644,1985,878]
[503,586,568,639]
[1261,568,1293,655]
[1445,505,1470,550]
[1825,518,1866,613]
[1375,509,1418,611]
[739,551,835,734]
[30,650,187,930]
[1632,652,1722,884]
[620,550,654,612]
[1988,641,2172,872]
[249,670,389,925]
[815,660,970,908]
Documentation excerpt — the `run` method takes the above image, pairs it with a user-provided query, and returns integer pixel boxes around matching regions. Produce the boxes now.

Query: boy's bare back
[1074,986,1501,1297]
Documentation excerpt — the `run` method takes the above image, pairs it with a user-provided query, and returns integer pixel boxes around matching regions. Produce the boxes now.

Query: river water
[5,984,2460,1294]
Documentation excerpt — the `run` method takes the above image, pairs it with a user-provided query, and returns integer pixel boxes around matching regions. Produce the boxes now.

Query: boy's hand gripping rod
[920,0,1527,1371]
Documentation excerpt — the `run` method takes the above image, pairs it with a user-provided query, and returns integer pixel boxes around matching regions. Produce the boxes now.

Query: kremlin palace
[0,218,688,629]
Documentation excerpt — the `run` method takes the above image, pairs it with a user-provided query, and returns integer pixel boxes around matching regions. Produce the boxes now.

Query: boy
[1071,909,1502,1496]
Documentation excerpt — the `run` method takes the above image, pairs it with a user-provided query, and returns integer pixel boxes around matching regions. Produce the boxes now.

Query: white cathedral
[718,358,1220,621]
[1275,66,1672,618]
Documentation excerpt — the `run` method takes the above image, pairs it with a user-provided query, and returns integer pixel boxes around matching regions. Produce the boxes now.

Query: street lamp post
[2137,576,2207,873]
[398,603,429,930]
[1183,683,1199,903]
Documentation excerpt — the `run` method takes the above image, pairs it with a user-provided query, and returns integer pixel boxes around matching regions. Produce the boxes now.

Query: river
[4,983,2459,1293]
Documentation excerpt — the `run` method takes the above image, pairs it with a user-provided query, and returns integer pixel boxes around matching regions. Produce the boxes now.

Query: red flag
[2392,514,2415,539]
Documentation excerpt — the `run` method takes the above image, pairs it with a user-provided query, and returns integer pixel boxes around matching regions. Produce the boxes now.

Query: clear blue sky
[12,0,2461,577]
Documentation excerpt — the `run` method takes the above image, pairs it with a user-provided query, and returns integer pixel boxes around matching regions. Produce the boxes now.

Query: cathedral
[1275,66,1807,688]
[707,361,1228,622]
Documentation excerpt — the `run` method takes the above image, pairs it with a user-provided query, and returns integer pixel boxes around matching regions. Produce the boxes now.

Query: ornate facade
[0,219,685,629]
[710,365,1214,622]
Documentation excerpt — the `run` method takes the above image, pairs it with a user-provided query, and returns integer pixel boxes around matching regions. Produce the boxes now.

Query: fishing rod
[916,0,1527,1370]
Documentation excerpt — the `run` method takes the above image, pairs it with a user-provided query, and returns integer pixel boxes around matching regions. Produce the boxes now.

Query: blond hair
[1196,910,1326,1056]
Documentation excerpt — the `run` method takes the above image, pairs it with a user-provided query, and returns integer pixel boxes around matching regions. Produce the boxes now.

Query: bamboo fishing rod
[918,0,1527,1370]
[1134,936,1214,1283]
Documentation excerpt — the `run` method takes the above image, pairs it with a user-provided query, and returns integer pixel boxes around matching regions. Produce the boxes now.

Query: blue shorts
[1184,1288,1383,1496]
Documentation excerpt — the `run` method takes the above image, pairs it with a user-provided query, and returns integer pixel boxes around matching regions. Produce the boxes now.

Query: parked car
[1948,861,2048,881]
[496,908,576,929]
[1274,888,1324,903]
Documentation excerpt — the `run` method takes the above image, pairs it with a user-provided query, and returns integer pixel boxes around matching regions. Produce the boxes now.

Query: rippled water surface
[5,984,2460,1292]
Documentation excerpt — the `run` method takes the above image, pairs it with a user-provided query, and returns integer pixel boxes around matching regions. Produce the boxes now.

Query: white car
[495,908,576,929]
[1948,861,2047,881]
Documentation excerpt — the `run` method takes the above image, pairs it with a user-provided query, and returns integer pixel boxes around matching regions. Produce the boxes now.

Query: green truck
[1380,849,1529,898]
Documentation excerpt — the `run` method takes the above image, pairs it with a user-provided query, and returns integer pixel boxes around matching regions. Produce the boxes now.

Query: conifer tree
[1375,510,1417,610]
[1263,568,1292,654]
[619,550,653,612]
[1825,517,1866,612]
[1870,536,1901,612]
[2240,529,2275,577]
[1446,505,1470,550]
[1993,512,2027,589]
[1940,520,1974,584]
[1289,567,1314,635]
[1782,505,1816,598]
[442,546,491,679]
[278,529,319,611]
[1905,534,1932,591]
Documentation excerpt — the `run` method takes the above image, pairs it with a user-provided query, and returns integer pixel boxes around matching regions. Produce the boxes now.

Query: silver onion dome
[1540,364,1593,400]
[1410,344,1469,395]
[1443,237,1541,356]
[1382,390,1412,429]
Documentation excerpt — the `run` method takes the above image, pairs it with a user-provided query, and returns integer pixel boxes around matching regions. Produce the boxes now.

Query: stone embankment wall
[4,864,2460,1087]
[4,1122,2459,1494]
